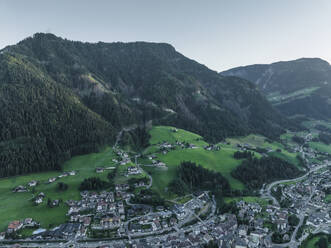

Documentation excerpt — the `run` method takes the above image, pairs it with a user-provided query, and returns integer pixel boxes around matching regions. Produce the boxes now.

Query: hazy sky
[1,0,331,71]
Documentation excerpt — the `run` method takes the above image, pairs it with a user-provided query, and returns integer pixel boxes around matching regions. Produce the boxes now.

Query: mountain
[0,33,292,177]
[221,58,331,119]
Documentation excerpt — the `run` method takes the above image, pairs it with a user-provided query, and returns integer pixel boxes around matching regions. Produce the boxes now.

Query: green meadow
[267,87,320,105]
[142,126,246,199]
[143,146,245,198]
[309,142,331,154]
[148,126,208,146]
[0,147,117,231]
[0,126,305,232]
[227,134,301,168]
[302,119,331,130]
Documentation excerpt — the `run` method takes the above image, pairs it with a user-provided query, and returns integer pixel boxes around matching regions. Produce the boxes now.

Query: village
[1,130,330,248]
[2,168,330,247]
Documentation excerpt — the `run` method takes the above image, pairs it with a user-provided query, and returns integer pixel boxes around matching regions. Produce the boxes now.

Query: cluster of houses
[236,143,256,150]
[34,192,45,205]
[128,213,271,248]
[306,212,330,228]
[12,190,127,239]
[158,141,198,155]
[115,150,131,166]
[236,201,277,245]
[147,155,167,168]
[266,206,291,235]
[4,128,330,246]
[12,171,78,207]
[0,218,40,239]
[129,211,175,233]
[126,192,210,237]
[66,190,125,216]
[144,139,201,167]
[203,144,221,151]
[127,166,141,176]
[279,168,331,231]
[235,143,274,156]
[48,171,77,184]
[33,223,85,240]
[12,180,40,193]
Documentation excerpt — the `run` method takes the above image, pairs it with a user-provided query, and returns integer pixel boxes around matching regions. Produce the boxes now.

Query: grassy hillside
[309,142,331,154]
[149,126,207,146]
[0,126,304,231]
[0,147,117,231]
[143,127,304,199]
[143,126,246,199]
[226,134,301,167]
[221,58,331,120]
[267,87,320,105]
[144,147,244,198]
[1,33,295,178]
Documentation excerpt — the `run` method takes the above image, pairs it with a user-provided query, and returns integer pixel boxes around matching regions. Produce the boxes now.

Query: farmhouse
[35,197,43,205]
[127,166,140,175]
[48,177,57,183]
[13,185,28,193]
[24,218,39,228]
[69,171,76,176]
[28,180,38,187]
[7,220,23,233]
[96,167,105,173]
[58,173,68,178]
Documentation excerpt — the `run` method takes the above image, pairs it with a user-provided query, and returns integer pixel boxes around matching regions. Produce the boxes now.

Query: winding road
[260,132,329,248]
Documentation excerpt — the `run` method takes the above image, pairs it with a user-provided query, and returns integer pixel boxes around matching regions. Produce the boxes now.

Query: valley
[0,121,329,248]
[0,34,330,248]
[2,2,331,248]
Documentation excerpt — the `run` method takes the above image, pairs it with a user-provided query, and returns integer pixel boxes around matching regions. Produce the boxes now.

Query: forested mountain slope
[0,33,293,176]
[221,58,331,119]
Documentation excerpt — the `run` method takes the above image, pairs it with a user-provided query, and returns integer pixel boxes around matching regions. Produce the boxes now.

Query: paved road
[135,155,153,189]
[260,133,311,206]
[263,163,327,200]
[259,132,329,248]
[261,163,327,248]
[271,179,320,248]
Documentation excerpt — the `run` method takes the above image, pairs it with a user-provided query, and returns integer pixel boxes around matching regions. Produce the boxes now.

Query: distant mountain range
[0,33,293,176]
[221,58,331,119]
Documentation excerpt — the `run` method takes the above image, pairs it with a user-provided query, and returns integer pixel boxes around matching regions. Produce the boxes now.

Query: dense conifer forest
[0,33,297,176]
[231,157,303,189]
[169,161,231,200]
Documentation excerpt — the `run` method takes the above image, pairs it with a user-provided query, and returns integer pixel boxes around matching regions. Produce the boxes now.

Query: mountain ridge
[0,33,294,177]
[221,58,331,119]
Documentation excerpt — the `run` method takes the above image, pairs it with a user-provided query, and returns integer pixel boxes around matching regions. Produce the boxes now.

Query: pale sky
[1,0,331,71]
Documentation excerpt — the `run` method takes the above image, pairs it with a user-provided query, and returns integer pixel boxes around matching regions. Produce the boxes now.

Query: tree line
[231,156,303,189]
